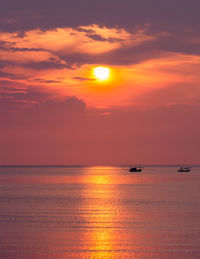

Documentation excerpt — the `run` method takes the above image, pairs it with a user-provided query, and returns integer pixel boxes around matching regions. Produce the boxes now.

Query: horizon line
[0,164,199,167]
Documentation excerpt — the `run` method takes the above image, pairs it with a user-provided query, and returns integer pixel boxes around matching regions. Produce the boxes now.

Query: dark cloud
[54,52,96,68]
[0,85,56,110]
[23,60,67,70]
[30,79,61,84]
[0,80,15,85]
[94,42,161,66]
[0,70,28,80]
[85,33,123,43]
[1,0,200,33]
[73,77,95,81]
[75,27,123,42]
[0,42,45,52]
[154,34,200,56]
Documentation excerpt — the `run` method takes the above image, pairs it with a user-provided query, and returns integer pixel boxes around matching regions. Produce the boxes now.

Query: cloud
[0,70,28,80]
[0,86,50,109]
[73,77,95,81]
[23,60,68,70]
[1,0,200,33]
[1,23,200,109]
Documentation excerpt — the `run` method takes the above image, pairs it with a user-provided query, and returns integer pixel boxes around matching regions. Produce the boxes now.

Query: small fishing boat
[129,167,142,172]
[178,167,191,172]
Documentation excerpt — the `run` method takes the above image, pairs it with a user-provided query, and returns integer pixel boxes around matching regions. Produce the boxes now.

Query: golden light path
[94,66,110,81]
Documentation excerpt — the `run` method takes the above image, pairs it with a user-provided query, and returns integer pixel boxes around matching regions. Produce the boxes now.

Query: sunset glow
[94,66,110,81]
[1,2,200,165]
[1,2,200,259]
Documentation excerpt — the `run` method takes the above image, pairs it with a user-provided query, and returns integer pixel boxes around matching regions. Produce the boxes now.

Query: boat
[129,167,142,172]
[178,166,191,172]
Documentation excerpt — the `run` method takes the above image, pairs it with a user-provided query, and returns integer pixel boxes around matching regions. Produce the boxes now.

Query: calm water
[0,166,200,259]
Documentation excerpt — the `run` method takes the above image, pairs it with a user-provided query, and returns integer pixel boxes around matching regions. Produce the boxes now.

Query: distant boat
[129,167,142,172]
[178,167,191,172]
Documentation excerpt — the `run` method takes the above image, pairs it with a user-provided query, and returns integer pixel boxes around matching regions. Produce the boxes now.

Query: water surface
[0,166,200,258]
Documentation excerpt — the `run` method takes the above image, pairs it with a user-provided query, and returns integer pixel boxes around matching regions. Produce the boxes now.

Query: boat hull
[178,169,190,172]
[129,168,142,172]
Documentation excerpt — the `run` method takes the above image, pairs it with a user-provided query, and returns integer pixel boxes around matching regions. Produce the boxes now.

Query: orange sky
[1,5,200,164]
[1,25,200,109]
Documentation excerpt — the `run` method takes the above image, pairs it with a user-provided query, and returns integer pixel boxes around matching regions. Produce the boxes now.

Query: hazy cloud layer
[0,101,200,164]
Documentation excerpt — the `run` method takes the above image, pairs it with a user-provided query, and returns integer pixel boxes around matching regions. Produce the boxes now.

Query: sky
[1,0,200,165]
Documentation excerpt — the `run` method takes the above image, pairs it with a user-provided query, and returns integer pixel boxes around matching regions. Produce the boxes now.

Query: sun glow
[94,66,110,81]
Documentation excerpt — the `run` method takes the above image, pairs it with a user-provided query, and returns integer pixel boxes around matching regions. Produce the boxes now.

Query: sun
[94,66,110,81]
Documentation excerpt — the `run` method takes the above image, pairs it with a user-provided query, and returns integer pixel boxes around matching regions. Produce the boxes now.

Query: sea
[0,165,200,259]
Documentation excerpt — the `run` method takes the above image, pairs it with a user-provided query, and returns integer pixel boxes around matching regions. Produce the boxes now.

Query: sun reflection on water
[80,167,120,258]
